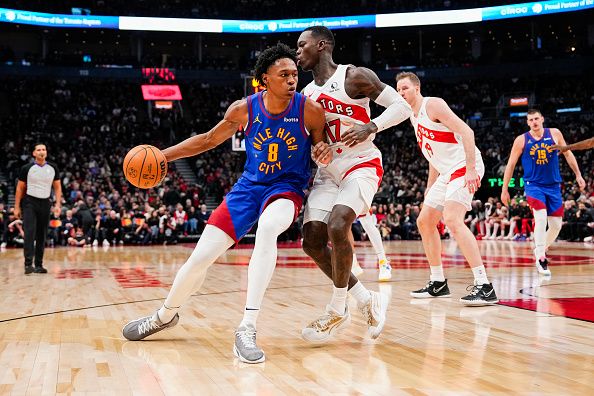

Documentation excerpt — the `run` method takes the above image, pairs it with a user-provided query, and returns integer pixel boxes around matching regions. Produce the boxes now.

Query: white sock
[430,265,445,282]
[158,225,234,323]
[545,216,562,250]
[242,199,295,328]
[471,265,489,285]
[533,209,547,259]
[329,286,348,315]
[359,214,386,262]
[240,308,259,330]
[155,304,178,324]
[349,281,371,305]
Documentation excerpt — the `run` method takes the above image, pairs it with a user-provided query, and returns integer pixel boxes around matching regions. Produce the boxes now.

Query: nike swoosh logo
[433,284,446,293]
[484,289,494,297]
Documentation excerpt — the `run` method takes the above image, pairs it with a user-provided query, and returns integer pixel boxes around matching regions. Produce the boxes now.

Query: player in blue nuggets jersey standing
[501,109,585,275]
[122,44,330,363]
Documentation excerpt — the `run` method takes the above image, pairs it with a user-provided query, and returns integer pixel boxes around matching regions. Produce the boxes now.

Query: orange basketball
[123,145,168,189]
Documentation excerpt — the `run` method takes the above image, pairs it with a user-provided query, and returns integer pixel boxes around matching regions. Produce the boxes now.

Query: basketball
[123,145,167,189]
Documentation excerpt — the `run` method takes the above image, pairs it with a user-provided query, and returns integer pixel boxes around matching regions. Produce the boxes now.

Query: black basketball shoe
[460,283,498,306]
[410,279,451,298]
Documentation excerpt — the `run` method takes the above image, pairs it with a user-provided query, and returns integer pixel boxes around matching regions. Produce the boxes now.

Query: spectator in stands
[68,226,87,247]
[197,204,210,233]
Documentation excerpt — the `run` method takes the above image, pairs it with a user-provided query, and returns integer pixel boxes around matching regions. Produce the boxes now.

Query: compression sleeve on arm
[371,85,412,132]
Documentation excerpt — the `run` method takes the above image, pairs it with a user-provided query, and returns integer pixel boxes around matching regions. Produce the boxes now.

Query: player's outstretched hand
[312,141,332,165]
[500,190,510,205]
[341,121,376,147]
[463,168,481,194]
[577,176,586,191]
[550,144,569,153]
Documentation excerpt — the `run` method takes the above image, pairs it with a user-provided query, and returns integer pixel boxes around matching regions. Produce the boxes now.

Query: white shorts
[424,162,485,212]
[304,164,382,224]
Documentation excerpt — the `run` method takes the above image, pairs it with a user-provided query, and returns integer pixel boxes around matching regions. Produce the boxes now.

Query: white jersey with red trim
[303,64,381,177]
[410,96,482,175]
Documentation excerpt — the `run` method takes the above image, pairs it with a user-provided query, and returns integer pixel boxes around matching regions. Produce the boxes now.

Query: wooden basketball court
[1,239,593,395]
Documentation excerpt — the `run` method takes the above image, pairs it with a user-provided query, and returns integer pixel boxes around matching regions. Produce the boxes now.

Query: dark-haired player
[296,26,412,342]
[122,43,331,363]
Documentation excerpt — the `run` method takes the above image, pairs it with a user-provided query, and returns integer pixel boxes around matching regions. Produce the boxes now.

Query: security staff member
[15,143,62,274]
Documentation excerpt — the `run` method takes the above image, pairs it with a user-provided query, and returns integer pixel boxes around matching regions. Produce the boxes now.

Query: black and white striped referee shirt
[18,162,60,199]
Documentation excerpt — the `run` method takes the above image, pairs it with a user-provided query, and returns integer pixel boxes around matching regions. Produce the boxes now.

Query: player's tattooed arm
[163,99,248,161]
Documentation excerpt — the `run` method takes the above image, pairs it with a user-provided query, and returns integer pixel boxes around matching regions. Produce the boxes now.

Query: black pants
[22,195,51,267]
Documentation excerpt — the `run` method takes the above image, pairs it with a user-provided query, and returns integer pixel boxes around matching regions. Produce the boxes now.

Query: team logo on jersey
[529,142,552,165]
[329,82,340,92]
[251,127,299,175]
[253,114,262,124]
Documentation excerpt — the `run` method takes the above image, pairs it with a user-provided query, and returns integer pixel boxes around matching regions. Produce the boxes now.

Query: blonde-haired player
[396,72,498,306]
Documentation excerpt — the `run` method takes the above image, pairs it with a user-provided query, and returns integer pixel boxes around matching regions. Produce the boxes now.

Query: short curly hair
[253,43,297,87]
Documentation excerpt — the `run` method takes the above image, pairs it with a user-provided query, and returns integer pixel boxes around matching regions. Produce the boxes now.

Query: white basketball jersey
[303,64,381,176]
[410,97,482,175]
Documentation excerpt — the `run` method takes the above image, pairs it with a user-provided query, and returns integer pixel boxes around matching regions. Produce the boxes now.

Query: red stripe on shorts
[342,158,384,187]
[207,198,238,242]
[449,166,466,183]
[263,192,304,222]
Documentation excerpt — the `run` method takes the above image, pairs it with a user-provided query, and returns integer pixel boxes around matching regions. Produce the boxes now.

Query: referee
[14,143,62,275]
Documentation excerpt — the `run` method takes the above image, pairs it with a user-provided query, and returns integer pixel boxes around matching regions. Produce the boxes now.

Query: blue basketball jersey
[242,91,311,188]
[521,128,561,185]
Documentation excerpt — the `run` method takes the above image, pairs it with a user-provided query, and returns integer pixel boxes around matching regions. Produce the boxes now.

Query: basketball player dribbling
[396,72,498,306]
[122,44,331,364]
[297,26,412,342]
[501,109,585,275]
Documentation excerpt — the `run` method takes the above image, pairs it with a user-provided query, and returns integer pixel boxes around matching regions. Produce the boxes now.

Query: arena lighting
[509,97,529,106]
[141,85,182,101]
[510,112,528,117]
[556,106,581,113]
[1,1,593,32]
[155,101,173,109]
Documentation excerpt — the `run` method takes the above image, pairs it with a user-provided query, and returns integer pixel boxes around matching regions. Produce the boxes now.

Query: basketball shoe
[302,305,351,343]
[536,258,551,276]
[378,259,392,281]
[122,312,179,341]
[460,283,498,306]
[410,280,451,298]
[358,290,389,339]
[233,325,265,364]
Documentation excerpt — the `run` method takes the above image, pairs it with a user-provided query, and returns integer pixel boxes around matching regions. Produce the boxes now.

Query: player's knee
[443,212,465,234]
[416,213,436,232]
[302,222,327,254]
[327,218,350,243]
[256,217,284,238]
[548,216,562,232]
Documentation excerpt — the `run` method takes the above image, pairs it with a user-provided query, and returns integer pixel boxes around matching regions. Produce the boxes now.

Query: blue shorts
[525,182,563,216]
[208,177,304,242]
